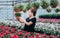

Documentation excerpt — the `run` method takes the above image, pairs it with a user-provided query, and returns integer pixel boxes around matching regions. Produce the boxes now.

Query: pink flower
[0,33,4,37]
[29,35,34,38]
[54,35,57,38]
[5,30,10,34]
[11,34,19,38]
[25,32,30,35]
[19,31,23,34]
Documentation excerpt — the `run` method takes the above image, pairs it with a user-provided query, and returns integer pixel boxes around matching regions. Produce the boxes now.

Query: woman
[16,9,36,32]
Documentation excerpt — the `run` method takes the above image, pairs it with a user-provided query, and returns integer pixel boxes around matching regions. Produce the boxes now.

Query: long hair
[31,9,36,16]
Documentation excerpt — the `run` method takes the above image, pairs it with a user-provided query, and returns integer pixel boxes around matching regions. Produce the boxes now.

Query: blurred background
[0,0,60,20]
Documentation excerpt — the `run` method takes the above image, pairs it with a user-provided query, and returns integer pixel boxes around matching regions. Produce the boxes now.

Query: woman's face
[29,10,33,17]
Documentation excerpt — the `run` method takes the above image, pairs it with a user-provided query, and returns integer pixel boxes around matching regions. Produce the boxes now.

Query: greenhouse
[0,0,60,38]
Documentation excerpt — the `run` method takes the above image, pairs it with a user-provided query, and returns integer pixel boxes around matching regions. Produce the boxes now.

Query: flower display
[0,20,59,38]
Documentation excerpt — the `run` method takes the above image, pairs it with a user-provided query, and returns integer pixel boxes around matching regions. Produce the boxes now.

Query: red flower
[19,31,23,34]
[0,27,2,30]
[11,34,19,38]
[5,30,10,34]
[29,35,34,38]
[0,33,4,38]
[54,35,57,38]
[25,31,30,35]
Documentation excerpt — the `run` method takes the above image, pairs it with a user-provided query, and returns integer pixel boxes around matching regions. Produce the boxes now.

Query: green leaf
[4,34,10,38]
[41,0,49,9]
[15,13,21,17]
[26,3,32,10]
[32,2,40,8]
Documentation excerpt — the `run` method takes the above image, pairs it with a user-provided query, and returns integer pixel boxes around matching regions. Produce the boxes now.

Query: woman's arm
[18,17,33,26]
[16,17,34,26]
[24,21,33,26]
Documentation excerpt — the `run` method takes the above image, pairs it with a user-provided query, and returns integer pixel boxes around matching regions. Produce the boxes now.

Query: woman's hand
[16,17,20,21]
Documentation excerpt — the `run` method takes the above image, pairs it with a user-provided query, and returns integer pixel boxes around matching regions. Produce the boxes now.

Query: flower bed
[0,20,60,38]
[0,24,58,38]
[37,18,60,23]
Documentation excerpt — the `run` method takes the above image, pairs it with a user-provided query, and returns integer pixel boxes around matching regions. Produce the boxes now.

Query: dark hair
[31,9,36,16]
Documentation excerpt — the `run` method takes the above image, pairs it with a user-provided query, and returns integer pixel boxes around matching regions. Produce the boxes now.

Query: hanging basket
[15,13,21,17]
[46,7,51,13]
[14,6,19,12]
[32,2,40,10]
[26,3,32,10]
[50,0,58,8]
[19,4,24,11]
[14,4,24,12]
[41,0,49,9]
[55,8,60,13]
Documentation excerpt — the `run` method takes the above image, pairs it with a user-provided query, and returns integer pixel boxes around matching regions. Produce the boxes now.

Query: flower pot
[26,3,32,10]
[41,1,49,9]
[14,4,24,12]
[50,0,58,8]
[46,7,51,13]
[51,4,58,8]
[32,2,40,10]
[55,8,60,13]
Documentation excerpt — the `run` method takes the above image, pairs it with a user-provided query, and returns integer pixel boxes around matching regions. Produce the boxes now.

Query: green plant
[19,4,24,11]
[14,6,19,12]
[4,34,10,38]
[46,7,51,12]
[55,8,60,12]
[50,0,58,8]
[23,9,27,12]
[32,2,40,9]
[14,4,24,12]
[39,14,60,19]
[15,13,21,17]
[58,22,60,24]
[26,3,32,10]
[41,0,49,9]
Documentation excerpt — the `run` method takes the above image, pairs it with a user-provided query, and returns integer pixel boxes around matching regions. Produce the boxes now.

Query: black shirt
[24,17,36,32]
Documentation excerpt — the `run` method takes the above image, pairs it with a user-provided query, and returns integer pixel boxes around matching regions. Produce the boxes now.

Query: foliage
[32,2,40,9]
[19,4,24,11]
[55,8,60,12]
[26,3,32,10]
[39,14,60,19]
[41,0,49,9]
[46,7,51,12]
[15,13,21,17]
[50,0,58,8]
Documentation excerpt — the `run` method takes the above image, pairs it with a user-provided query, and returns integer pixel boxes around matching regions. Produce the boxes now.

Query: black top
[24,17,36,32]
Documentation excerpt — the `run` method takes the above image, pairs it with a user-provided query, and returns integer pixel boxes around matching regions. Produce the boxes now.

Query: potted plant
[26,3,32,11]
[15,13,21,21]
[23,8,27,12]
[19,4,24,11]
[55,8,60,13]
[45,29,51,35]
[41,0,49,9]
[32,2,40,11]
[46,7,51,13]
[14,6,19,12]
[50,0,58,8]
[14,4,24,12]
